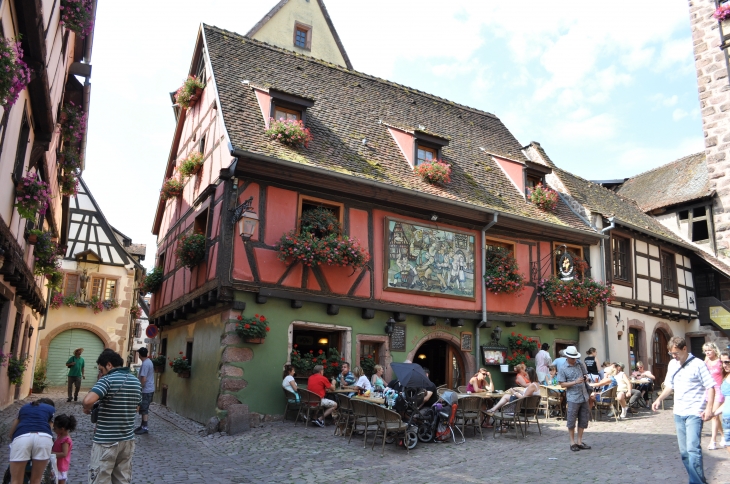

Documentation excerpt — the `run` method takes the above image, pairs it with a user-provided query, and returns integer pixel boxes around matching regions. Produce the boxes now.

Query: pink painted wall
[388,127,415,167]
[493,156,524,194]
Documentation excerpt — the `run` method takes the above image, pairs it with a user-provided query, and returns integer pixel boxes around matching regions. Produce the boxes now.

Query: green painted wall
[154,314,222,424]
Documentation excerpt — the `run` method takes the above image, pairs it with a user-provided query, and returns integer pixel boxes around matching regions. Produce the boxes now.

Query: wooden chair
[334,394,353,436]
[457,385,469,393]
[520,395,542,436]
[282,388,301,422]
[456,396,483,440]
[538,386,562,421]
[371,405,410,457]
[492,398,524,439]
[348,399,377,447]
[294,389,323,428]
[661,383,673,410]
[593,386,618,422]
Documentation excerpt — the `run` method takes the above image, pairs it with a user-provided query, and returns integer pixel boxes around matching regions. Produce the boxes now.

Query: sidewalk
[0,390,728,484]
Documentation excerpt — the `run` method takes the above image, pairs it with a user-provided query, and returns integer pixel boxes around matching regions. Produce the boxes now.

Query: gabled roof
[616,152,712,212]
[66,177,136,266]
[202,25,594,235]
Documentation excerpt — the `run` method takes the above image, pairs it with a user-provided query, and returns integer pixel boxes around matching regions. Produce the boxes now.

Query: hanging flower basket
[60,0,94,38]
[175,233,206,269]
[161,177,184,201]
[174,76,205,109]
[140,266,163,294]
[15,174,51,221]
[50,293,64,310]
[538,276,614,309]
[130,305,142,320]
[31,230,62,276]
[0,37,31,108]
[59,147,83,173]
[45,270,63,292]
[265,118,313,148]
[415,159,451,185]
[60,102,87,146]
[483,246,525,294]
[178,152,204,177]
[235,313,270,341]
[59,171,79,197]
[169,353,191,377]
[151,355,166,373]
[529,183,559,212]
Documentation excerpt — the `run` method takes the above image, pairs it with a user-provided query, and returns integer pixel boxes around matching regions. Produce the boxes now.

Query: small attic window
[416,145,437,166]
[293,22,312,50]
[269,89,314,125]
[274,106,301,122]
[413,131,449,167]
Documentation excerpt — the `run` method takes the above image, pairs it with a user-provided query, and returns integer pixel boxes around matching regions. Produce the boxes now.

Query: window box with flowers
[277,207,370,271]
[265,118,313,148]
[507,332,538,358]
[290,346,342,379]
[0,37,31,108]
[483,246,525,295]
[161,177,184,201]
[130,305,142,320]
[538,276,613,309]
[169,353,191,378]
[50,293,64,310]
[140,266,164,294]
[174,76,205,109]
[178,152,204,177]
[176,233,206,269]
[715,3,730,34]
[235,313,270,343]
[31,230,62,277]
[504,352,528,369]
[60,102,87,146]
[15,174,51,221]
[415,159,451,185]
[7,354,29,386]
[529,183,559,212]
[60,0,94,39]
[151,355,166,373]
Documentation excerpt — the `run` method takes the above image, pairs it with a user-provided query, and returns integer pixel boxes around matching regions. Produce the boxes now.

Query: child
[543,365,558,386]
[52,414,77,484]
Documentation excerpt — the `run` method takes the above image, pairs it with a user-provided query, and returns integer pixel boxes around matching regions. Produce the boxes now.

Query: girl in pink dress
[704,342,726,450]
[52,414,77,484]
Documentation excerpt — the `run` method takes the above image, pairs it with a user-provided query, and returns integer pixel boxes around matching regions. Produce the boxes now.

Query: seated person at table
[467,368,494,393]
[543,365,559,386]
[485,383,540,414]
[307,365,338,427]
[631,361,656,400]
[515,364,531,387]
[421,367,439,408]
[282,364,299,402]
[371,365,385,390]
[338,362,356,389]
[527,367,538,385]
[613,362,641,418]
[552,350,567,371]
[353,366,372,393]
[590,365,617,396]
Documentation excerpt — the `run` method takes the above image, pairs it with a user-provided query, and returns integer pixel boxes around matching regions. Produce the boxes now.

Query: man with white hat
[558,346,591,452]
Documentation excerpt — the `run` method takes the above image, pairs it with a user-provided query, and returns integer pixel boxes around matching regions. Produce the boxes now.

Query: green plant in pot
[169,352,191,378]
[140,266,163,294]
[33,360,51,393]
[7,355,29,386]
[235,313,270,343]
[176,233,206,269]
[151,354,166,373]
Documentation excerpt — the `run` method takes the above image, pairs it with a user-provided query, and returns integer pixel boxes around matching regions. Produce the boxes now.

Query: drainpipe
[599,217,615,361]
[475,213,499,371]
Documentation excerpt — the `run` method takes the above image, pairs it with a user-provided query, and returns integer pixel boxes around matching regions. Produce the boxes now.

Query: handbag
[90,373,132,423]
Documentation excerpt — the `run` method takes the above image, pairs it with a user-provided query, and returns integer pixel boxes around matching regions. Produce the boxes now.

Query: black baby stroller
[383,387,424,450]
[413,390,464,444]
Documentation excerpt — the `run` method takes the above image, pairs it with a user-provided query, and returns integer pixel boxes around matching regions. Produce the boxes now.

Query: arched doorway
[47,329,104,387]
[413,339,464,389]
[652,328,670,385]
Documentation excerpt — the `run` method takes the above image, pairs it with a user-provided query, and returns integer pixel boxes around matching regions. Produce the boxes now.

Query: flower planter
[27,234,37,244]
[176,371,190,378]
[32,385,46,394]
[244,337,264,344]
[153,365,165,374]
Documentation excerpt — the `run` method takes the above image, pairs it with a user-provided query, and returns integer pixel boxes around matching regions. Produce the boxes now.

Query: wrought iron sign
[557,248,575,281]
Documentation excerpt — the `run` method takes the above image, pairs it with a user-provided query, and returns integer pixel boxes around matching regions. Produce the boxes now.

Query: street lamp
[230,196,259,242]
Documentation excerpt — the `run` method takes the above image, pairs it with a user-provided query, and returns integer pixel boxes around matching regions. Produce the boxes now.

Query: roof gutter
[599,217,616,362]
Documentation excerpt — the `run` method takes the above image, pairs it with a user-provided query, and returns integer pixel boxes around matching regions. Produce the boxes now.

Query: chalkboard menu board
[460,332,473,352]
[390,324,407,351]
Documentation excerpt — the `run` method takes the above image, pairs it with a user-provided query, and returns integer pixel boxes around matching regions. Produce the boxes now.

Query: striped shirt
[664,355,715,417]
[90,367,142,444]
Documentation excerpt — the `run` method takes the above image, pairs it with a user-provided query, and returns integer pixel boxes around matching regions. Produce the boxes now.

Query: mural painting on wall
[385,218,475,300]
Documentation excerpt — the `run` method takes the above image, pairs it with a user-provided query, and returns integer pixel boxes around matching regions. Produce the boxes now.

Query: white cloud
[549,112,619,143]
[650,93,679,109]
[673,108,689,121]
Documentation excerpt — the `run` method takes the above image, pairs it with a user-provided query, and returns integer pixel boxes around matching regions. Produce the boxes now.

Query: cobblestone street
[1,390,728,484]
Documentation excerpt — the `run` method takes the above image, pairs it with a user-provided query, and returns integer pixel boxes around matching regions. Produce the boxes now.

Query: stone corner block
[221,346,253,363]
[227,404,251,435]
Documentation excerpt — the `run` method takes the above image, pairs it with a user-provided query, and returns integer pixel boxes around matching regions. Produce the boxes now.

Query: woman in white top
[282,364,299,402]
[353,366,372,392]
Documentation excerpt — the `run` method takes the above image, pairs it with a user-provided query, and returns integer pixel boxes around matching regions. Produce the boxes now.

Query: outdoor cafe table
[455,392,502,399]
[352,395,385,405]
[630,379,651,385]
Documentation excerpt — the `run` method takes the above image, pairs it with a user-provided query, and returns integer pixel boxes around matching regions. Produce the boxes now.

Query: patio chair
[492,398,524,439]
[334,394,353,436]
[437,387,447,397]
[456,396,483,440]
[371,405,410,457]
[538,386,562,421]
[593,386,618,422]
[282,388,301,422]
[436,384,447,390]
[457,385,469,393]
[294,389,323,428]
[348,399,378,447]
[519,395,542,436]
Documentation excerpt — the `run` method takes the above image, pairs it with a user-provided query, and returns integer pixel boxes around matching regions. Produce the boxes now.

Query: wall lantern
[385,317,396,335]
[417,353,427,360]
[230,196,259,242]
[28,326,34,337]
[318,338,328,345]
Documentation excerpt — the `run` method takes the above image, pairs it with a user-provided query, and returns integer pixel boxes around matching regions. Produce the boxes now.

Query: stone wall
[690,0,730,261]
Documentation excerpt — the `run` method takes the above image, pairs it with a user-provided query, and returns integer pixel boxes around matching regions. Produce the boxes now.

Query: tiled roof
[616,152,711,212]
[203,25,594,234]
[126,243,147,256]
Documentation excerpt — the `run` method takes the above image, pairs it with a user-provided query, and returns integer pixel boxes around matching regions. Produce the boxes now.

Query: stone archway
[39,322,113,361]
[407,331,475,386]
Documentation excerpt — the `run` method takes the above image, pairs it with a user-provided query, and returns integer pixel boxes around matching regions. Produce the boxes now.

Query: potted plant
[32,231,62,277]
[265,118,313,148]
[507,332,538,358]
[63,295,77,307]
[59,0,94,38]
[32,361,50,394]
[151,355,166,373]
[538,276,613,309]
[50,293,64,310]
[169,352,191,378]
[59,146,83,173]
[130,305,142,320]
[60,102,87,146]
[27,229,41,245]
[15,173,51,221]
[102,299,119,311]
[289,346,342,378]
[7,354,28,386]
[360,353,377,378]
[178,152,204,177]
[89,296,104,314]
[59,171,79,197]
[415,159,451,185]
[140,266,164,294]
[174,76,205,109]
[483,246,525,294]
[529,183,559,212]
[0,37,31,108]
[235,313,270,343]
[504,352,528,369]
[45,270,63,292]
[175,233,206,269]
[161,177,184,201]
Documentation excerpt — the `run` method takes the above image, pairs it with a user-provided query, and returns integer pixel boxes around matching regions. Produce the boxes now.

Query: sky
[82,0,704,269]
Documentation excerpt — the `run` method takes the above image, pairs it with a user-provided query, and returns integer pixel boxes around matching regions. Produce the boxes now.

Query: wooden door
[652,330,669,385]
[445,345,464,390]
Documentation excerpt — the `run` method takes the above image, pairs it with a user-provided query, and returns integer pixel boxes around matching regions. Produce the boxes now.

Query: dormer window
[413,130,449,168]
[274,106,301,122]
[268,88,314,125]
[293,22,312,50]
[416,145,437,166]
[524,159,552,197]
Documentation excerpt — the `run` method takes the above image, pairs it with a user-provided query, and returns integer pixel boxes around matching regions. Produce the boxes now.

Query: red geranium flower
[511,332,515,336]
[259,316,265,322]
[237,315,242,320]
[265,327,270,332]
[255,314,260,318]
[294,344,298,348]
[319,350,324,354]
[244,324,250,329]
[179,351,183,354]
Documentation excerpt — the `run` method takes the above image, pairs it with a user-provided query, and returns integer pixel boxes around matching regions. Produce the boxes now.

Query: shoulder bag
[91,373,132,423]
